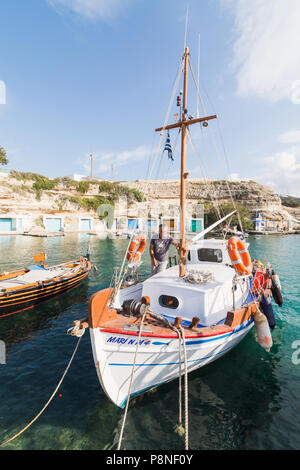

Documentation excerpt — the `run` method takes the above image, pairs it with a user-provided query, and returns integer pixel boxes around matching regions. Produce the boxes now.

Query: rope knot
[67,321,86,338]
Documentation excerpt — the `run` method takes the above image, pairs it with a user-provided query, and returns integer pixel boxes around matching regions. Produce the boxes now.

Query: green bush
[76,181,90,194]
[68,195,113,212]
[0,147,8,166]
[61,176,77,188]
[32,176,60,199]
[97,181,144,203]
[98,181,115,193]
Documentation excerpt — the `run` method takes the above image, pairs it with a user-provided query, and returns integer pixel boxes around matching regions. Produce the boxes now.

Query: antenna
[196,33,200,118]
[90,147,93,179]
[111,164,115,181]
[184,4,189,50]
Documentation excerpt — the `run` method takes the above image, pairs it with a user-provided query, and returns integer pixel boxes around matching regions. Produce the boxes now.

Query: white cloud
[228,173,251,182]
[222,0,300,103]
[0,80,6,105]
[47,0,131,21]
[80,145,152,177]
[256,148,300,196]
[278,130,300,144]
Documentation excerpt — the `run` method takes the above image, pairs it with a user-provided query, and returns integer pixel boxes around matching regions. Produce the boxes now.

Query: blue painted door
[79,218,92,231]
[17,218,23,231]
[45,218,62,232]
[0,218,13,232]
[128,219,138,230]
[147,219,158,232]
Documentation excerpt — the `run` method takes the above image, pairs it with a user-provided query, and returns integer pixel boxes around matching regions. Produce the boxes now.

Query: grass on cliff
[66,195,113,213]
[9,170,144,205]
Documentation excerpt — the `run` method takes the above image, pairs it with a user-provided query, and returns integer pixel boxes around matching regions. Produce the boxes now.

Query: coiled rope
[0,334,83,448]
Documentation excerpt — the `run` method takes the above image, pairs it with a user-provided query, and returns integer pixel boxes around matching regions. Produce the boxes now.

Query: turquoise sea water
[0,234,299,450]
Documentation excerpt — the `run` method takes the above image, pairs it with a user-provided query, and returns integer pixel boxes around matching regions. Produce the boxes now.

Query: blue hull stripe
[151,319,253,346]
[109,322,253,368]
[159,313,227,329]
[118,341,246,408]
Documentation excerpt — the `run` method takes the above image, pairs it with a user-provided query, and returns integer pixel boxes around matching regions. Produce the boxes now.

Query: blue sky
[0,0,300,196]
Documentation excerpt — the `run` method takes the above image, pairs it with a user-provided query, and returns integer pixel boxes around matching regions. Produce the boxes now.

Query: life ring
[228,236,252,275]
[127,234,147,263]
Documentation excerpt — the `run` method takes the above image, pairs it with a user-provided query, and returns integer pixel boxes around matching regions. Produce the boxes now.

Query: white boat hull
[90,319,254,408]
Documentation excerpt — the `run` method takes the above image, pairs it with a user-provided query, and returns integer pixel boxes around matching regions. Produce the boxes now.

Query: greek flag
[164,131,174,161]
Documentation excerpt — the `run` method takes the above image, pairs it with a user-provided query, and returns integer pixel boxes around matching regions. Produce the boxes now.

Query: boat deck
[99,312,234,339]
[0,266,77,290]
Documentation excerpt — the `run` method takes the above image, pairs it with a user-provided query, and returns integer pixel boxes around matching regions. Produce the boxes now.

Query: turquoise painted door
[45,218,62,232]
[191,219,203,232]
[79,219,92,231]
[0,218,13,232]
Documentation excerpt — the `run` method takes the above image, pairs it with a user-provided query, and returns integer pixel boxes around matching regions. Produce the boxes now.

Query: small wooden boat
[0,253,91,318]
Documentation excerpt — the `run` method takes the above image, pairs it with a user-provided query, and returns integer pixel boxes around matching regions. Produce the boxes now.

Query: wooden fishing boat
[0,253,91,318]
[71,44,281,410]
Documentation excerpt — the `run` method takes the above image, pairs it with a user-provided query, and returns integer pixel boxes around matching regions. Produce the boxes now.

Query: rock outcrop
[0,173,298,233]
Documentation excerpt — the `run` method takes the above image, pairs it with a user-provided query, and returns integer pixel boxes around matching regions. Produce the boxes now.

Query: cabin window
[159,295,179,309]
[187,251,191,261]
[197,248,223,263]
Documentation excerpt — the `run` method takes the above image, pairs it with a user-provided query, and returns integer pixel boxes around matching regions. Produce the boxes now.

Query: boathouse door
[45,218,62,232]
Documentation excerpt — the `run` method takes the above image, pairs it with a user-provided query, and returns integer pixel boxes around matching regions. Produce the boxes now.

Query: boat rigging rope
[187,129,223,222]
[178,325,189,451]
[0,334,83,448]
[110,232,136,305]
[146,57,183,189]
[188,57,245,235]
[117,312,147,451]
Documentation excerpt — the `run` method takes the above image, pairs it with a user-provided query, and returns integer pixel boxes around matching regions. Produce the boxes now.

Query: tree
[0,147,8,166]
[204,202,254,231]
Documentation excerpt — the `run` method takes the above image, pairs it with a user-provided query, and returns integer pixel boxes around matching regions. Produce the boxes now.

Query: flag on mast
[164,131,174,161]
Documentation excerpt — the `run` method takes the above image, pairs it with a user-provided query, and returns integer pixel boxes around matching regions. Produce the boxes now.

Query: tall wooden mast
[179,47,189,277]
[155,46,217,277]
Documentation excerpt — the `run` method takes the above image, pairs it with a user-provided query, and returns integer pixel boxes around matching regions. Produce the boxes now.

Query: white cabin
[141,239,248,327]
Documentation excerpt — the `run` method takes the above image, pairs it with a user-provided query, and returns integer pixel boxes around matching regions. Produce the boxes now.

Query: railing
[169,256,178,268]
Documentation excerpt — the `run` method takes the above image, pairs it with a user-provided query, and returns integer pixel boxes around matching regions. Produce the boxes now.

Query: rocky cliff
[0,173,298,232]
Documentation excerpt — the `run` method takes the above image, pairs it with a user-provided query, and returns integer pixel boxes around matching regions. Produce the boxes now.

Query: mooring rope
[117,312,147,451]
[0,335,83,448]
[179,325,189,451]
[173,326,184,437]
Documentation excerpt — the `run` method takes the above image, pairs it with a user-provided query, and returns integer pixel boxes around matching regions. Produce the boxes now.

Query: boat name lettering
[106,336,151,346]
